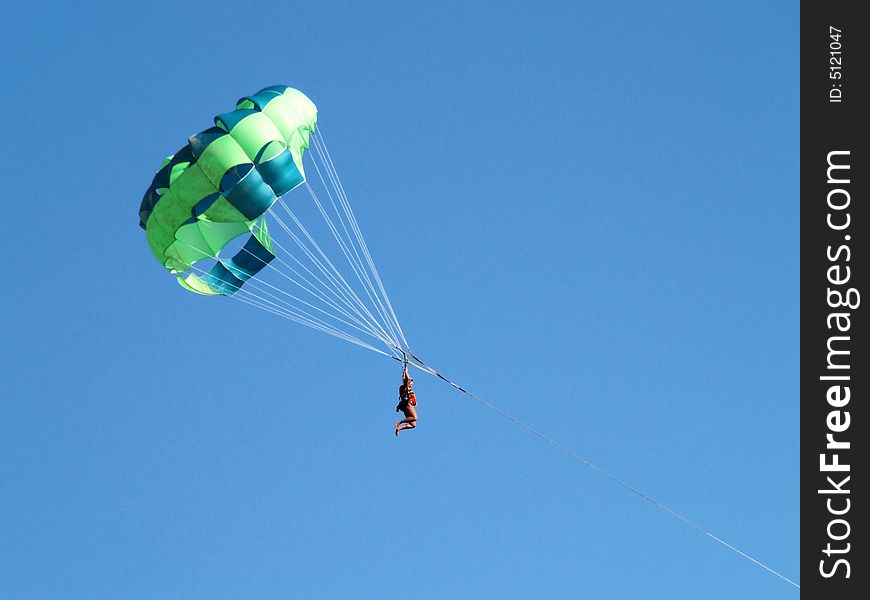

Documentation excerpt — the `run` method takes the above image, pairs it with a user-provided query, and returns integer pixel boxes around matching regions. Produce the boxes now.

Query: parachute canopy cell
[138,85,318,296]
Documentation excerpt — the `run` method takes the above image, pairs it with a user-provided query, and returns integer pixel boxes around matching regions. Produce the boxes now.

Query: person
[395,365,417,435]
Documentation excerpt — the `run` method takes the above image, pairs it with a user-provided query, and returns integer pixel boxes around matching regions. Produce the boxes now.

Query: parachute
[139,85,408,359]
[136,89,802,590]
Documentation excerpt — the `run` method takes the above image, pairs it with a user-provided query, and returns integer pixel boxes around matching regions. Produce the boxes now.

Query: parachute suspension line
[227,245,396,347]
[247,222,396,346]
[312,130,405,344]
[184,261,390,356]
[300,177,403,349]
[233,291,386,355]
[305,145,381,307]
[270,199,393,344]
[312,129,409,350]
[269,202,400,352]
[241,237,387,340]
[305,144,401,345]
[403,353,801,590]
[231,293,393,357]
[175,238,396,356]
[276,97,407,353]
[249,217,381,324]
[269,200,384,332]
[186,255,371,344]
[309,133,406,348]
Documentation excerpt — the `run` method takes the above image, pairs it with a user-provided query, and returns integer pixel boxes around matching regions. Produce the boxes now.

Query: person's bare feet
[395,420,400,436]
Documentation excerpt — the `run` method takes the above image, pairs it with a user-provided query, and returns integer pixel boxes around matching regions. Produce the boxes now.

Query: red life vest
[399,384,417,406]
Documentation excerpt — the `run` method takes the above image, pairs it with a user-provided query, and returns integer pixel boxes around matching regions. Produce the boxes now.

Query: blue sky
[1,1,799,598]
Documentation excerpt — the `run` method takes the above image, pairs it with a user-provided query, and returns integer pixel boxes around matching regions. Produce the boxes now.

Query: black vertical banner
[802,2,868,597]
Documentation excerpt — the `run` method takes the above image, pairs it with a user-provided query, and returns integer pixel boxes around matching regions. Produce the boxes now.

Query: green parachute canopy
[139,85,317,296]
[138,85,409,361]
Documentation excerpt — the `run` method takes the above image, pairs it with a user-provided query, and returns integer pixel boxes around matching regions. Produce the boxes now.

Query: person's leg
[395,409,411,435]
[398,405,417,431]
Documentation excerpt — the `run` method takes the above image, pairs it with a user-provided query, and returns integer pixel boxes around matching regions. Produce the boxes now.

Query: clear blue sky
[1,1,799,598]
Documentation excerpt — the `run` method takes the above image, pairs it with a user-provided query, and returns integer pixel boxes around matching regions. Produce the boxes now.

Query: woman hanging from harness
[395,358,418,436]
